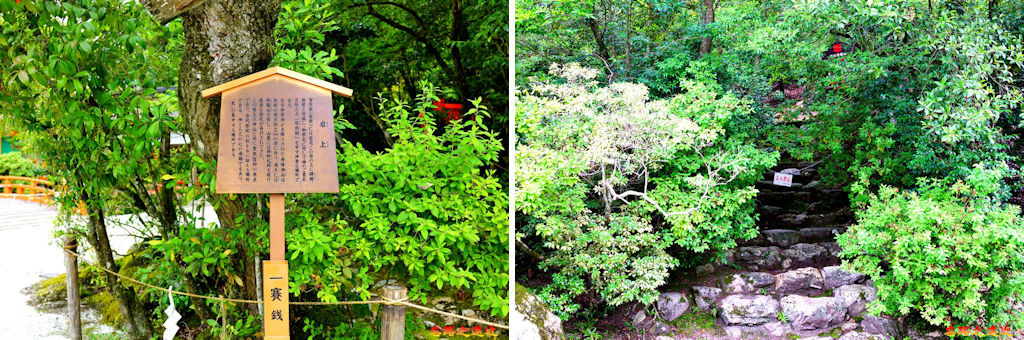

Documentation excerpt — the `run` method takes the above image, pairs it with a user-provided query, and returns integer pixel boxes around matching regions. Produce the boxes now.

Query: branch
[354,3,452,74]
[515,240,545,262]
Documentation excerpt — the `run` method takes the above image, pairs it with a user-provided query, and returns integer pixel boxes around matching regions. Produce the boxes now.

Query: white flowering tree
[516,63,777,317]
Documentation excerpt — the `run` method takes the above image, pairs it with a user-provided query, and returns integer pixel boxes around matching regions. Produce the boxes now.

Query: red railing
[0,176,86,215]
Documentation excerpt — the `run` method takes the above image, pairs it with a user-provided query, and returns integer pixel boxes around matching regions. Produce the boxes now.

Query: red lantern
[833,43,843,53]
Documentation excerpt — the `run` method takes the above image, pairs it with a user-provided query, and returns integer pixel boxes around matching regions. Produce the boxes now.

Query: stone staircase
[646,159,901,339]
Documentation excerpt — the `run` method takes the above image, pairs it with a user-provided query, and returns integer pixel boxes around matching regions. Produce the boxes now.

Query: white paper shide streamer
[163,286,181,340]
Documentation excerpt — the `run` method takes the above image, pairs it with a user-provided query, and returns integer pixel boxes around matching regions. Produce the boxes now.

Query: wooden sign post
[202,67,352,339]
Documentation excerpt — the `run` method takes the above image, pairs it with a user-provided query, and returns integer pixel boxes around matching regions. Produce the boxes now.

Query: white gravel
[0,199,120,339]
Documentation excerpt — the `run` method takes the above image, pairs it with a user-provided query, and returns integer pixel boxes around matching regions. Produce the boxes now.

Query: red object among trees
[833,43,842,53]
[416,99,464,128]
[433,99,463,124]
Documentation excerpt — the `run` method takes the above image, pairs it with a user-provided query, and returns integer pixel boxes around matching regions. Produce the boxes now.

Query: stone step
[718,294,780,326]
[730,242,840,271]
[758,201,849,216]
[758,211,852,228]
[757,204,850,219]
[713,285,882,339]
[798,226,847,243]
[783,243,839,269]
[757,191,814,207]
[757,191,850,211]
[707,265,878,338]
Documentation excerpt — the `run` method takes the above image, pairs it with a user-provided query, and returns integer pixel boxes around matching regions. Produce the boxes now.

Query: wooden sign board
[206,67,350,194]
[203,67,352,340]
[262,260,289,339]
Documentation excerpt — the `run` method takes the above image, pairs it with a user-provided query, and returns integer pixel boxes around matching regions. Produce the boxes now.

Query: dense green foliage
[288,84,509,316]
[0,151,43,177]
[1,0,508,338]
[838,164,1024,328]
[516,0,1024,332]
[1,0,193,337]
[516,64,775,318]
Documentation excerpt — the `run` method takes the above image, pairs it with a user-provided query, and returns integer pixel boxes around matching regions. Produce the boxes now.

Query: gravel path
[0,199,118,339]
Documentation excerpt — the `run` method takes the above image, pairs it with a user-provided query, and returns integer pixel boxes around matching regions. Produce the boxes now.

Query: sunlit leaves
[307,82,509,316]
[838,165,1024,328]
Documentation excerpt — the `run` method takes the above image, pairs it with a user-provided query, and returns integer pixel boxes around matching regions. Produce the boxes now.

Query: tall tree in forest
[136,0,283,317]
[698,0,716,56]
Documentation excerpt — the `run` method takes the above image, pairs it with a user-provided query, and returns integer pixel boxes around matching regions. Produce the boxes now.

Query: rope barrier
[62,247,509,329]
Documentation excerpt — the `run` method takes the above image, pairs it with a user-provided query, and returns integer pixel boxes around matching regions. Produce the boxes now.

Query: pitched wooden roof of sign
[200,66,353,98]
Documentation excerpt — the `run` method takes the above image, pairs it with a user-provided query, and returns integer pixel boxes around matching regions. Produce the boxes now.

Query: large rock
[656,292,690,321]
[862,315,898,338]
[735,246,782,270]
[782,243,829,269]
[774,267,824,294]
[722,272,775,294]
[822,241,841,258]
[646,321,674,335]
[718,295,780,325]
[513,284,565,340]
[723,321,792,339]
[632,310,647,326]
[823,266,865,289]
[692,286,722,311]
[838,331,886,340]
[834,284,877,317]
[762,229,801,247]
[780,295,847,330]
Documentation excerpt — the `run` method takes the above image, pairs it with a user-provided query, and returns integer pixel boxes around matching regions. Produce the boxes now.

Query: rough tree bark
[177,0,282,316]
[699,0,716,57]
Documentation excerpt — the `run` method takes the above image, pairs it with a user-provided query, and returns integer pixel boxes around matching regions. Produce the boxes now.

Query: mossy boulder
[24,274,68,311]
[513,283,564,340]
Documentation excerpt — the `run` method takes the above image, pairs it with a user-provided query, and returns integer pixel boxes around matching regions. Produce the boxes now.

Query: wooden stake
[269,194,285,260]
[64,236,81,340]
[265,194,289,339]
[220,298,227,340]
[380,285,407,340]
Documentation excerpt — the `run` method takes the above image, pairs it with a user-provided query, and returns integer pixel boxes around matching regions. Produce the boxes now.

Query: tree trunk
[699,0,716,57]
[450,0,470,103]
[154,132,215,322]
[81,192,154,340]
[178,0,282,317]
[586,17,613,76]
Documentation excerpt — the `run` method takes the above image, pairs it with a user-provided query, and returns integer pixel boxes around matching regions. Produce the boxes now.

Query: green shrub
[329,82,508,317]
[0,151,43,177]
[517,64,775,317]
[838,164,1024,328]
[648,79,778,255]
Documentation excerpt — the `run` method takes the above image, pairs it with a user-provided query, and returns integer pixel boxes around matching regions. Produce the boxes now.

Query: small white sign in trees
[773,172,793,187]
